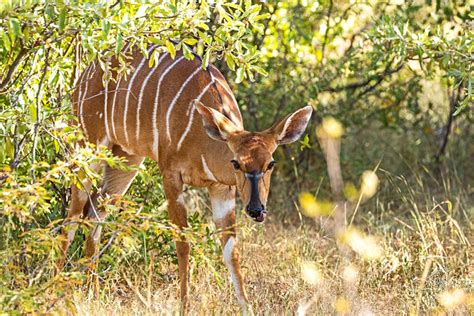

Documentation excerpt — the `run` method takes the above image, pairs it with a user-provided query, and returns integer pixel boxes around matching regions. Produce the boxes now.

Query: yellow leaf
[166,40,176,59]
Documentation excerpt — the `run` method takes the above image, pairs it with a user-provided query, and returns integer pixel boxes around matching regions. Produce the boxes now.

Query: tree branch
[325,62,404,93]
[435,84,463,162]
[0,47,28,93]
[320,0,333,68]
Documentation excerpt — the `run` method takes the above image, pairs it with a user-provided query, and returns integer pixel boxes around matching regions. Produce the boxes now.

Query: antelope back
[73,47,242,177]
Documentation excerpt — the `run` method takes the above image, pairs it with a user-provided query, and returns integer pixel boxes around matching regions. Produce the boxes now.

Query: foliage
[231,0,472,186]
[0,0,472,314]
[0,0,267,312]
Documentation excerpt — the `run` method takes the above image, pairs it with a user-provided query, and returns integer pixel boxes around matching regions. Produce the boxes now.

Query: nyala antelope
[59,44,312,309]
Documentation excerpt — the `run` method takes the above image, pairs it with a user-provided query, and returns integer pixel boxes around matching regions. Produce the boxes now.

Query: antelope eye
[230,160,240,170]
[267,161,276,170]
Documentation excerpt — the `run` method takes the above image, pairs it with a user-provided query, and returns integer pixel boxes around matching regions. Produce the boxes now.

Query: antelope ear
[267,106,313,145]
[194,100,241,141]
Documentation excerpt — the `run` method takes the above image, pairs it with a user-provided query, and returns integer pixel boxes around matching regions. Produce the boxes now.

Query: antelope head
[196,102,313,222]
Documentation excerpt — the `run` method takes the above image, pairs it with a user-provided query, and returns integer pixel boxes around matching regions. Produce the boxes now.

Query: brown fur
[58,46,312,310]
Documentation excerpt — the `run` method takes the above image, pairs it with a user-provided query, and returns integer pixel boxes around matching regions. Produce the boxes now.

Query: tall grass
[49,126,473,315]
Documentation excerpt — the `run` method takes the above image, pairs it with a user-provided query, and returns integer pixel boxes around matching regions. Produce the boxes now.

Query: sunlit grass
[51,165,473,315]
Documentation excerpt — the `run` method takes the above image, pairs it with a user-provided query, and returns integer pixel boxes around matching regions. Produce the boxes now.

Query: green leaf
[48,68,60,87]
[102,20,111,39]
[149,50,158,68]
[299,134,311,150]
[2,31,11,51]
[393,26,404,40]
[246,68,255,82]
[183,38,198,46]
[9,18,21,38]
[197,22,209,31]
[45,5,55,20]
[54,139,60,153]
[196,41,204,56]
[59,7,67,31]
[166,40,176,59]
[236,67,245,83]
[149,37,163,45]
[182,43,194,60]
[216,5,232,23]
[245,0,252,11]
[225,52,236,71]
[251,65,268,76]
[202,50,210,69]
[5,137,14,160]
[223,3,242,11]
[168,3,177,14]
[254,13,271,22]
[115,33,123,55]
[253,22,264,34]
[30,102,37,122]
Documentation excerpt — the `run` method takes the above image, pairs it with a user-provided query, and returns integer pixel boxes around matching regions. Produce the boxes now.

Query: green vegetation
[0,0,472,314]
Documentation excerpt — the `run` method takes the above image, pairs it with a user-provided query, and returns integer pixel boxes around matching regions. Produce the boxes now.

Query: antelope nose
[246,204,266,222]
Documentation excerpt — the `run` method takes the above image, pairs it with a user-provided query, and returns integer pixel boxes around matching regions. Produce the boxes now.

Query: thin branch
[109,0,121,9]
[435,84,463,162]
[30,47,50,181]
[0,47,28,93]
[320,0,333,68]
[325,62,404,93]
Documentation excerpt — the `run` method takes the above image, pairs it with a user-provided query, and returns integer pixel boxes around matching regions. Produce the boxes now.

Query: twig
[325,62,404,93]
[30,47,50,181]
[0,47,28,93]
[320,0,333,68]
[435,84,462,162]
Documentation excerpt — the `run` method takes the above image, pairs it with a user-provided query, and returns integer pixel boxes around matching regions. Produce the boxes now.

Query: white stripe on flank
[77,73,85,122]
[165,66,202,141]
[176,80,214,150]
[136,53,169,142]
[104,77,110,138]
[110,76,122,141]
[215,77,237,105]
[109,41,132,141]
[123,45,157,145]
[79,64,94,138]
[151,55,185,159]
[201,155,217,182]
[215,73,244,129]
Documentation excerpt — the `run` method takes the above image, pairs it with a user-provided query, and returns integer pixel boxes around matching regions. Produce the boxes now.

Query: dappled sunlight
[1,0,472,314]
[338,227,383,260]
[300,261,324,286]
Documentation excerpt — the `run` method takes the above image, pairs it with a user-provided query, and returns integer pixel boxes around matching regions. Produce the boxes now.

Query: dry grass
[56,168,473,315]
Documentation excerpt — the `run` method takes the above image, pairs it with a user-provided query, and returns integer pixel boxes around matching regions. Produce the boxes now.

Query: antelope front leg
[163,173,190,310]
[208,184,249,309]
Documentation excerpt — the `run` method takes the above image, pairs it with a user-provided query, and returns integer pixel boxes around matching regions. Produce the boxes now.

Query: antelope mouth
[248,210,267,223]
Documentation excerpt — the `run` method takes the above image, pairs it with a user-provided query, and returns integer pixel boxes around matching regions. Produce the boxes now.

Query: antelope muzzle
[245,172,266,222]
